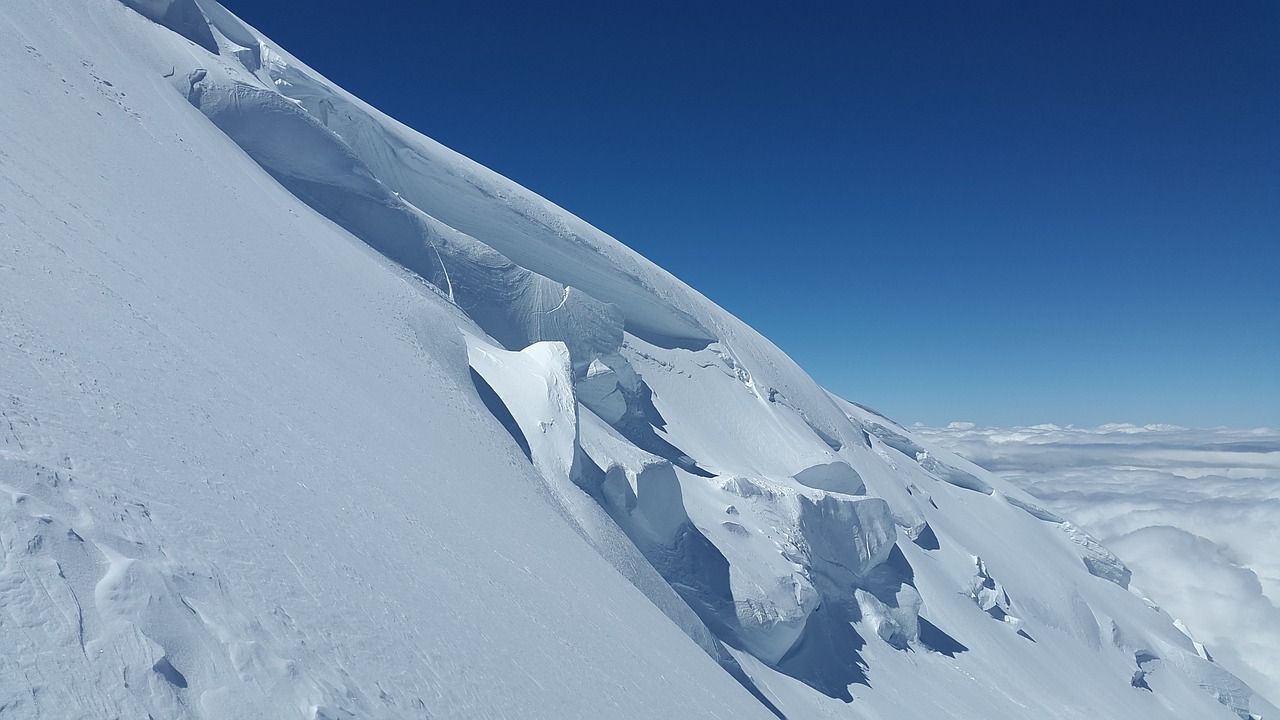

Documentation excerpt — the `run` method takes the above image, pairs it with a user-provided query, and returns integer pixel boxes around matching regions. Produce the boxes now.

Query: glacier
[0,0,1275,718]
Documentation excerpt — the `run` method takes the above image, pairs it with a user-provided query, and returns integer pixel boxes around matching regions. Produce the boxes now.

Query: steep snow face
[1,1,1275,719]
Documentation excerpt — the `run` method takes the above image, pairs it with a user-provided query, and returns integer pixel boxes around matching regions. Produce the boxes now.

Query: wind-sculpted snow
[0,0,1275,718]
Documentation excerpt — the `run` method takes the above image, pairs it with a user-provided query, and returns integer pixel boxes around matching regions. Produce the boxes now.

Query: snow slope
[0,1,1274,718]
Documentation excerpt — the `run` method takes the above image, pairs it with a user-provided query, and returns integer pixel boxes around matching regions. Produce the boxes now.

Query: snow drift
[0,0,1275,718]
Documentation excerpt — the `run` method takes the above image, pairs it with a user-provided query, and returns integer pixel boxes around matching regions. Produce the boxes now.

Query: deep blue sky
[223,0,1279,428]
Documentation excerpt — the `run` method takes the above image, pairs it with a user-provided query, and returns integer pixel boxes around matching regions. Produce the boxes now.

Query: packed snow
[0,0,1275,718]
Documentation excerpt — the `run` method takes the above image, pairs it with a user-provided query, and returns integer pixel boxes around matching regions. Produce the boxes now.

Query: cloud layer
[917,423,1280,703]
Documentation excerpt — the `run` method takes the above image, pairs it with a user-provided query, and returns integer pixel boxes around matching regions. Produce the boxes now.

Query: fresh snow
[0,1,1275,718]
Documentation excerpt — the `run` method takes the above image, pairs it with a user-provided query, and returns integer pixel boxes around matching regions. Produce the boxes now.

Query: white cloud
[917,423,1280,704]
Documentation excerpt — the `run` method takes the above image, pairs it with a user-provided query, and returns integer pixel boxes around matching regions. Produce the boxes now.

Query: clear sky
[222,0,1279,428]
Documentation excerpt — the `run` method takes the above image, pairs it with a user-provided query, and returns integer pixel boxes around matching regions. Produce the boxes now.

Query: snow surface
[0,1,1276,718]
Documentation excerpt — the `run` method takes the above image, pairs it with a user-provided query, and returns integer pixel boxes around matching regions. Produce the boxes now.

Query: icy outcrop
[1004,493,1133,588]
[1063,521,1134,589]
[800,494,897,587]
[970,556,1025,632]
[464,337,580,486]
[117,0,216,52]
[792,461,866,496]
[260,49,717,352]
[867,422,993,494]
[192,0,260,68]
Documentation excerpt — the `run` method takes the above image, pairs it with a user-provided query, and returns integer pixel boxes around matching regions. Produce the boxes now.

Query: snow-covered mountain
[916,422,1280,704]
[0,1,1273,718]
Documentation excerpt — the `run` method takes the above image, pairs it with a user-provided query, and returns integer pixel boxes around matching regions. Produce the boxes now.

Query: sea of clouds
[916,422,1280,704]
